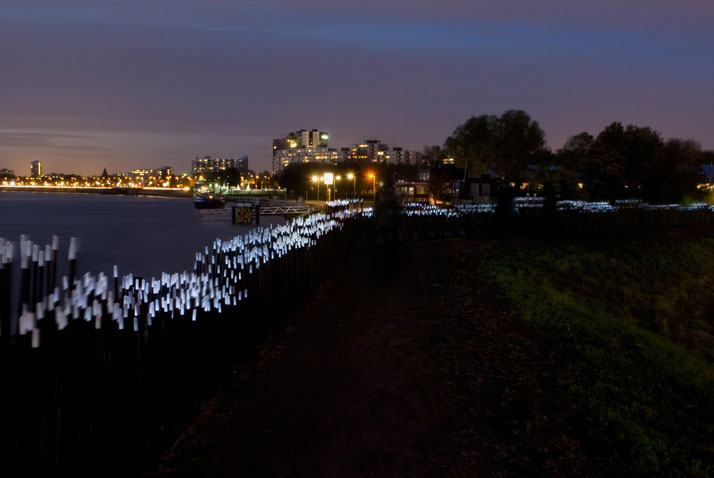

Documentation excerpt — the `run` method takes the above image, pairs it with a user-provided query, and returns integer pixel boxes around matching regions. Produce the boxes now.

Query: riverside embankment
[152,230,714,476]
[4,202,714,476]
[149,238,613,476]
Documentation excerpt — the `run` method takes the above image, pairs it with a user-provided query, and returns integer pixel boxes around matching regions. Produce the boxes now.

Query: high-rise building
[192,156,249,176]
[128,166,175,187]
[272,131,420,172]
[390,148,421,165]
[272,129,335,174]
[347,140,420,164]
[350,140,390,162]
[30,160,42,177]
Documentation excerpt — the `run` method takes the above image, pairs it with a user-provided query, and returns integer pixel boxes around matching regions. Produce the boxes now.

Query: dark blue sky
[1,0,713,175]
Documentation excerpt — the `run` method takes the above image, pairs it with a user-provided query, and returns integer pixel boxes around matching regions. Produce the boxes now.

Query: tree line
[439,110,713,204]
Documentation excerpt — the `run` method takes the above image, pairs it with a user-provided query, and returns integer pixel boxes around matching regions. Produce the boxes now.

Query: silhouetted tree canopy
[204,167,242,187]
[445,110,546,183]
[553,122,706,203]
[421,145,447,168]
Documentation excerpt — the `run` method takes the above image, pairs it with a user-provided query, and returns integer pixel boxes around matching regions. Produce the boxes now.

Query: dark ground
[146,238,618,477]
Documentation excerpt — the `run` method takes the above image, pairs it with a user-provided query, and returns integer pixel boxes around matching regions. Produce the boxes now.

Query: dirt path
[148,239,611,477]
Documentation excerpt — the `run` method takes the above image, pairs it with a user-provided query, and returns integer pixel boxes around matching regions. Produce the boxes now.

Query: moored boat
[194,193,226,209]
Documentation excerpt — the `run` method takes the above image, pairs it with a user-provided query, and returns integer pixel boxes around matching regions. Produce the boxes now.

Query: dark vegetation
[490,229,714,475]
[444,111,711,203]
[444,110,548,185]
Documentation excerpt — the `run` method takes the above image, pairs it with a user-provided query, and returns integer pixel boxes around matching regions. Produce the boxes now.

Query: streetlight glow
[311,175,320,201]
[347,173,355,197]
[324,172,334,201]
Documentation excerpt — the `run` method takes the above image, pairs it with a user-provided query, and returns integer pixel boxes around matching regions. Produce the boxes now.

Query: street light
[335,175,342,200]
[368,172,376,202]
[347,173,355,197]
[311,175,319,201]
[324,173,334,201]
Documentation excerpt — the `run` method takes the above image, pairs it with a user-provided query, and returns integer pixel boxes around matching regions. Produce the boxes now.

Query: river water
[0,192,284,279]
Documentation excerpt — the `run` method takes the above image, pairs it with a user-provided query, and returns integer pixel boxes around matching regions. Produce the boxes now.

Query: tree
[445,110,546,184]
[493,110,547,184]
[583,141,627,201]
[660,139,705,203]
[421,144,447,168]
[554,122,705,203]
[554,132,594,199]
[204,167,242,188]
[444,114,497,176]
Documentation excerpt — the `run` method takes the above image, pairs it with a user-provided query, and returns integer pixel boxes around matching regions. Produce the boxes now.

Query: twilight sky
[1,0,713,175]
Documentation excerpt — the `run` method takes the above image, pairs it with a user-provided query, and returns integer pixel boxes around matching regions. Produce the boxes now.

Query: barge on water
[194,193,226,209]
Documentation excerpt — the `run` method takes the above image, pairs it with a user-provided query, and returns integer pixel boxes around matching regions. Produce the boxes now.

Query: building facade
[347,140,420,164]
[350,140,389,162]
[390,147,420,165]
[272,129,337,174]
[128,166,174,187]
[192,156,249,176]
[30,160,42,177]
[272,131,420,173]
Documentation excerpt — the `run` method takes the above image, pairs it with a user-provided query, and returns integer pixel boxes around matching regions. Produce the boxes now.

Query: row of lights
[310,172,376,201]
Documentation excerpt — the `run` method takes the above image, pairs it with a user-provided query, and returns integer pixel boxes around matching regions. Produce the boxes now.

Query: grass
[489,230,714,475]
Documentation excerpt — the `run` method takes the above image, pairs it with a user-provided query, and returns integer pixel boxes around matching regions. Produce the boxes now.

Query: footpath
[147,238,611,477]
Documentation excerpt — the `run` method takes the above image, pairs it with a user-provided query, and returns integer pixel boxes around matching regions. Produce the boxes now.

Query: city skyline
[1,1,713,175]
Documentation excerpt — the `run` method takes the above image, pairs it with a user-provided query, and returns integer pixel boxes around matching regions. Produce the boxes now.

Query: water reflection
[0,192,285,279]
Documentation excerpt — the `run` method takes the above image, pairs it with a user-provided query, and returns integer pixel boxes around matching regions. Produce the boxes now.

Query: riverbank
[0,186,191,198]
[147,229,714,476]
[147,238,616,476]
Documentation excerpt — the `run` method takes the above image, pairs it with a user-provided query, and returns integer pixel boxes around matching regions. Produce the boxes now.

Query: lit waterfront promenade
[0,184,192,197]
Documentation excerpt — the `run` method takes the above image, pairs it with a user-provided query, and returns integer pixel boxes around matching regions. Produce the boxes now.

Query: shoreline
[0,187,287,200]
[0,186,192,198]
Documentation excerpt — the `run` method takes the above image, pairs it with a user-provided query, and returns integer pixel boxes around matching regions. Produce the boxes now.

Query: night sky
[1,0,713,175]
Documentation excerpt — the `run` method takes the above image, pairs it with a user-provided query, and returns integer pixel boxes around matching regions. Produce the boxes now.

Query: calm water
[0,192,284,279]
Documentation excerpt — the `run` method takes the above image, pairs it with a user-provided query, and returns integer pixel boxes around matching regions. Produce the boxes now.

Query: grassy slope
[490,230,714,476]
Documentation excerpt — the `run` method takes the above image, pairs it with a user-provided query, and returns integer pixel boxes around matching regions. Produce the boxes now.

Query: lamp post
[311,175,319,201]
[347,173,355,198]
[368,173,376,202]
[335,175,341,200]
[324,173,333,202]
